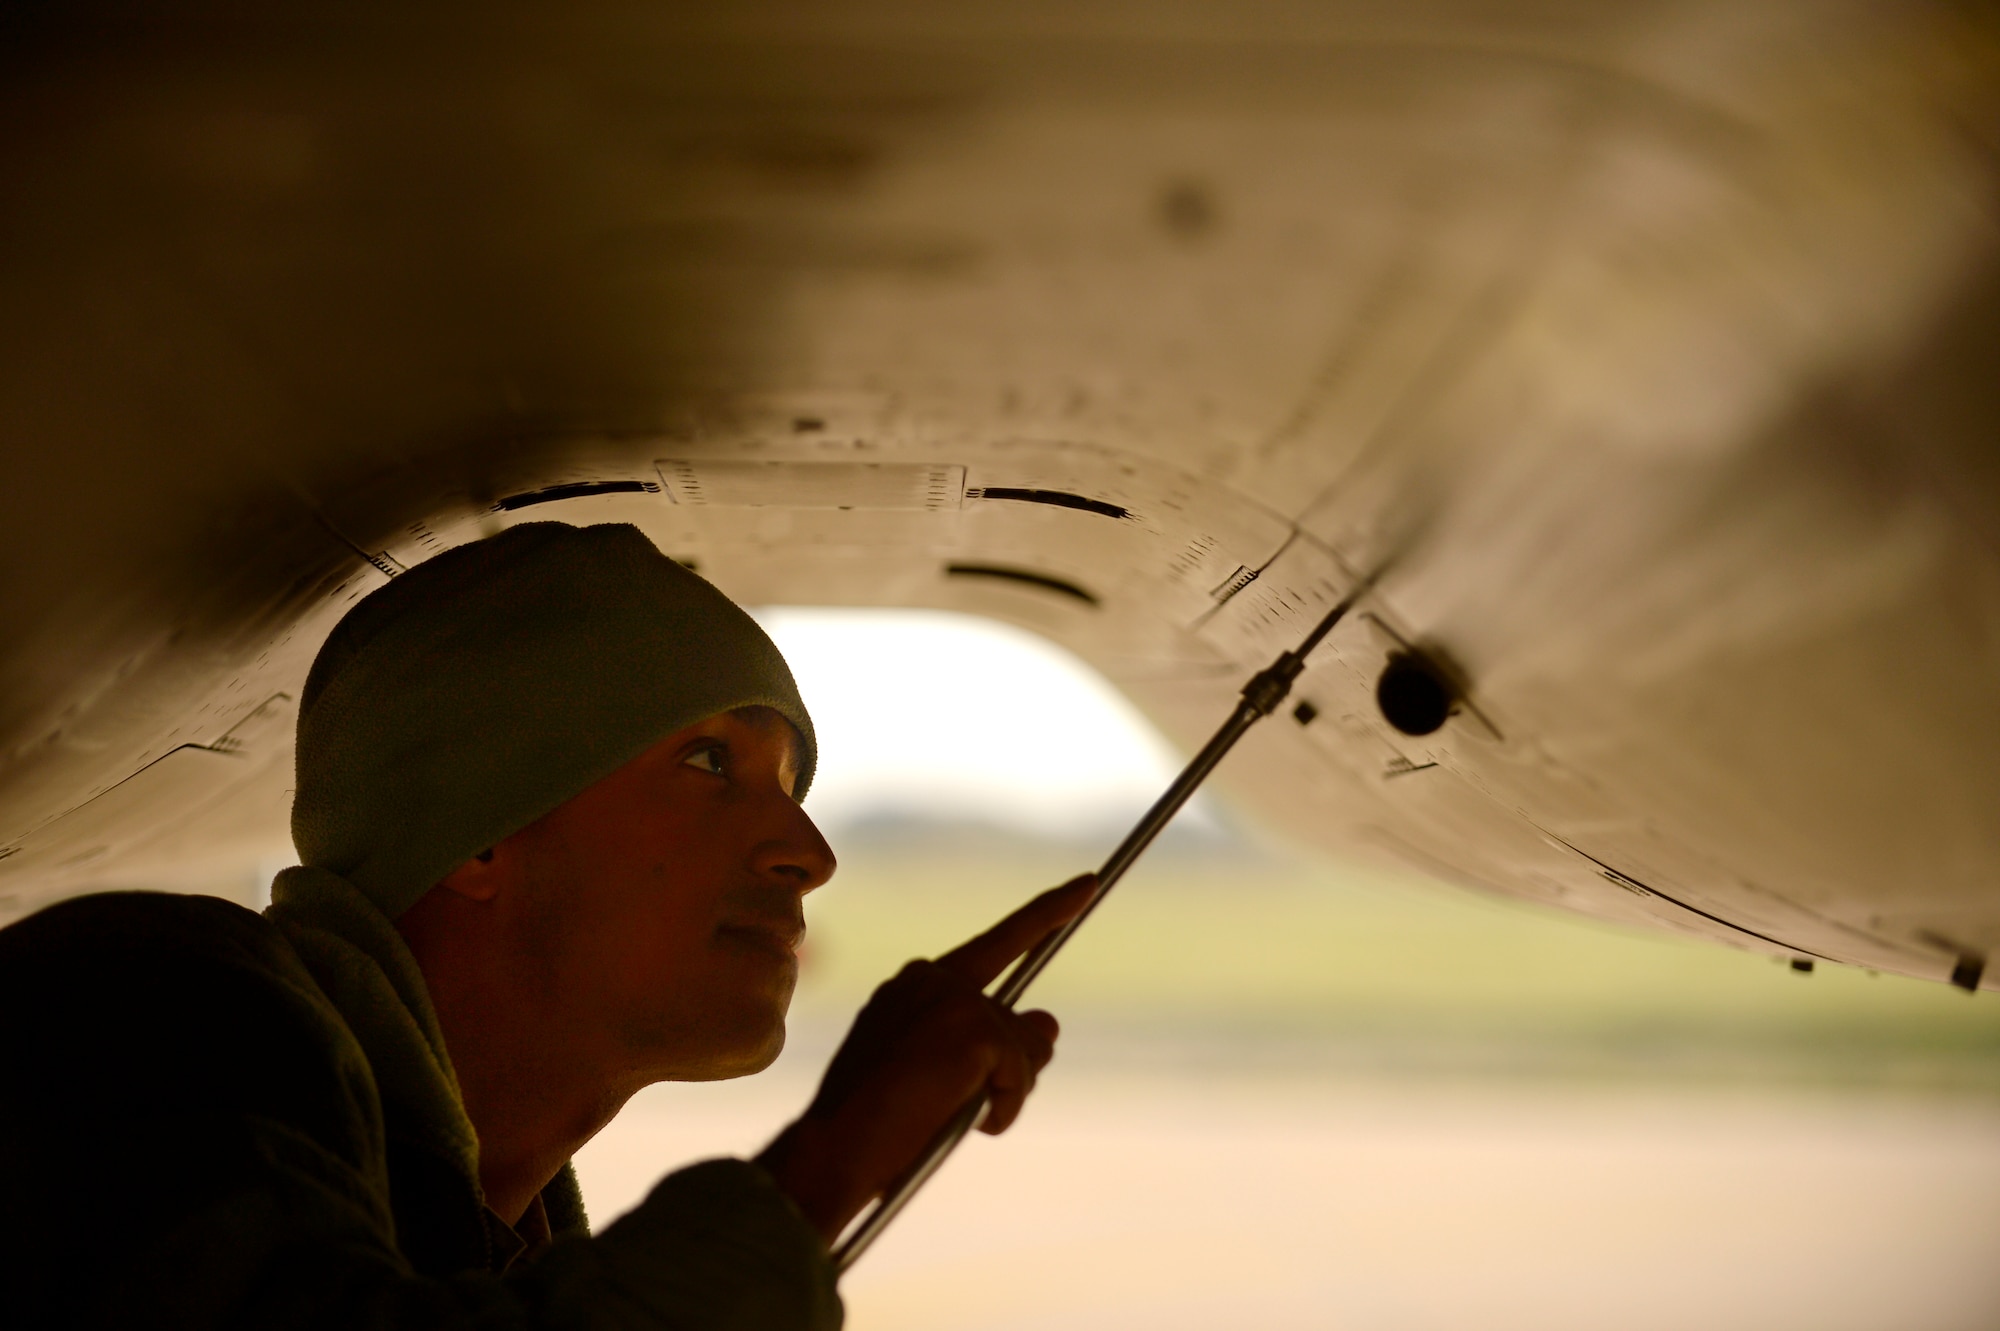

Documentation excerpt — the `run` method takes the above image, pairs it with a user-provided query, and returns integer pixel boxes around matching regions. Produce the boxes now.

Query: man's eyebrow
[726,706,804,780]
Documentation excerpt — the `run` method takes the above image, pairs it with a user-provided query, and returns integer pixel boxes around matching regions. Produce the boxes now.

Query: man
[0,521,1089,1329]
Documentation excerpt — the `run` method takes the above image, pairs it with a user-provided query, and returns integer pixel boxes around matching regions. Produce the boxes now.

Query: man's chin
[717,1023,787,1078]
[664,1018,787,1082]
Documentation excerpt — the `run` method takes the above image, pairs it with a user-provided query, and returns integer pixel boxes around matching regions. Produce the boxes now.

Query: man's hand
[756,875,1095,1245]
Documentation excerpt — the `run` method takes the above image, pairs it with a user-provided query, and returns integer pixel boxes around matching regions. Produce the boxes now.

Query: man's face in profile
[488,705,836,1081]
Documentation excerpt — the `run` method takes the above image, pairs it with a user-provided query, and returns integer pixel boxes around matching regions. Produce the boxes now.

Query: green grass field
[790,832,2000,1094]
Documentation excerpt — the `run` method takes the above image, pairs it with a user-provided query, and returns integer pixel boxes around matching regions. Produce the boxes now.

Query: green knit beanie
[291,521,817,918]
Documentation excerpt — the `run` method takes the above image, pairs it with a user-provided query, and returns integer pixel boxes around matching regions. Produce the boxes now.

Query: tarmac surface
[575,1058,2000,1331]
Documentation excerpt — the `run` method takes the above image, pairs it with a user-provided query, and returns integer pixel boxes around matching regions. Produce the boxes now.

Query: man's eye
[684,746,726,775]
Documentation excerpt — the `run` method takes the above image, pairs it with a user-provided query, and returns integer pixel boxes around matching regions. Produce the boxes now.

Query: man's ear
[435,846,504,902]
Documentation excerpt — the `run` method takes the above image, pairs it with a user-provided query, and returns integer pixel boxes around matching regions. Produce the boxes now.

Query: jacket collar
[267,865,480,1182]
[265,866,588,1255]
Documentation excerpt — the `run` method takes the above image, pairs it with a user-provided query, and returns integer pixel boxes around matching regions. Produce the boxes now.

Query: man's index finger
[935,875,1096,990]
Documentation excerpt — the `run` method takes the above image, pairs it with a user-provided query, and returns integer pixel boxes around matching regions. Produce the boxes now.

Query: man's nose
[754,797,836,893]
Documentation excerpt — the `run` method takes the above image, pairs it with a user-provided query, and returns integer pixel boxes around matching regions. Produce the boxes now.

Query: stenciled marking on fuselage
[944,563,1099,606]
[964,487,1130,520]
[494,480,662,511]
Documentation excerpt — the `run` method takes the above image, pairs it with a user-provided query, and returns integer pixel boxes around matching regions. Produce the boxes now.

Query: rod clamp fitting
[1240,653,1306,717]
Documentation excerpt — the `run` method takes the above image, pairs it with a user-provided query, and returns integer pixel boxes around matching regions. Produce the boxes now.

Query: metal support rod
[831,578,1375,1273]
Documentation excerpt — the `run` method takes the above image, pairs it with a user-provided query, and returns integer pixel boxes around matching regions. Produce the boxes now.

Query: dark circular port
[1377,654,1453,736]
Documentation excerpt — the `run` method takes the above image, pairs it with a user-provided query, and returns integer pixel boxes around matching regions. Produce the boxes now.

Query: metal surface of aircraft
[1,1,1996,994]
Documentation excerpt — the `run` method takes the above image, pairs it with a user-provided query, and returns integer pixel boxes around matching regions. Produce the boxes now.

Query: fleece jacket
[0,877,842,1331]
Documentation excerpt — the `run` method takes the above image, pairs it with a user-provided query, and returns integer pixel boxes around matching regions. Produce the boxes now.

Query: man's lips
[717,917,805,959]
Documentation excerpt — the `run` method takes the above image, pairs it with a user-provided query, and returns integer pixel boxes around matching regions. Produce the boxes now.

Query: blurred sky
[756,607,1193,835]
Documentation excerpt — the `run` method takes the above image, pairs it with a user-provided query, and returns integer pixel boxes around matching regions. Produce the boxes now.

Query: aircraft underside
[1,1,1996,990]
